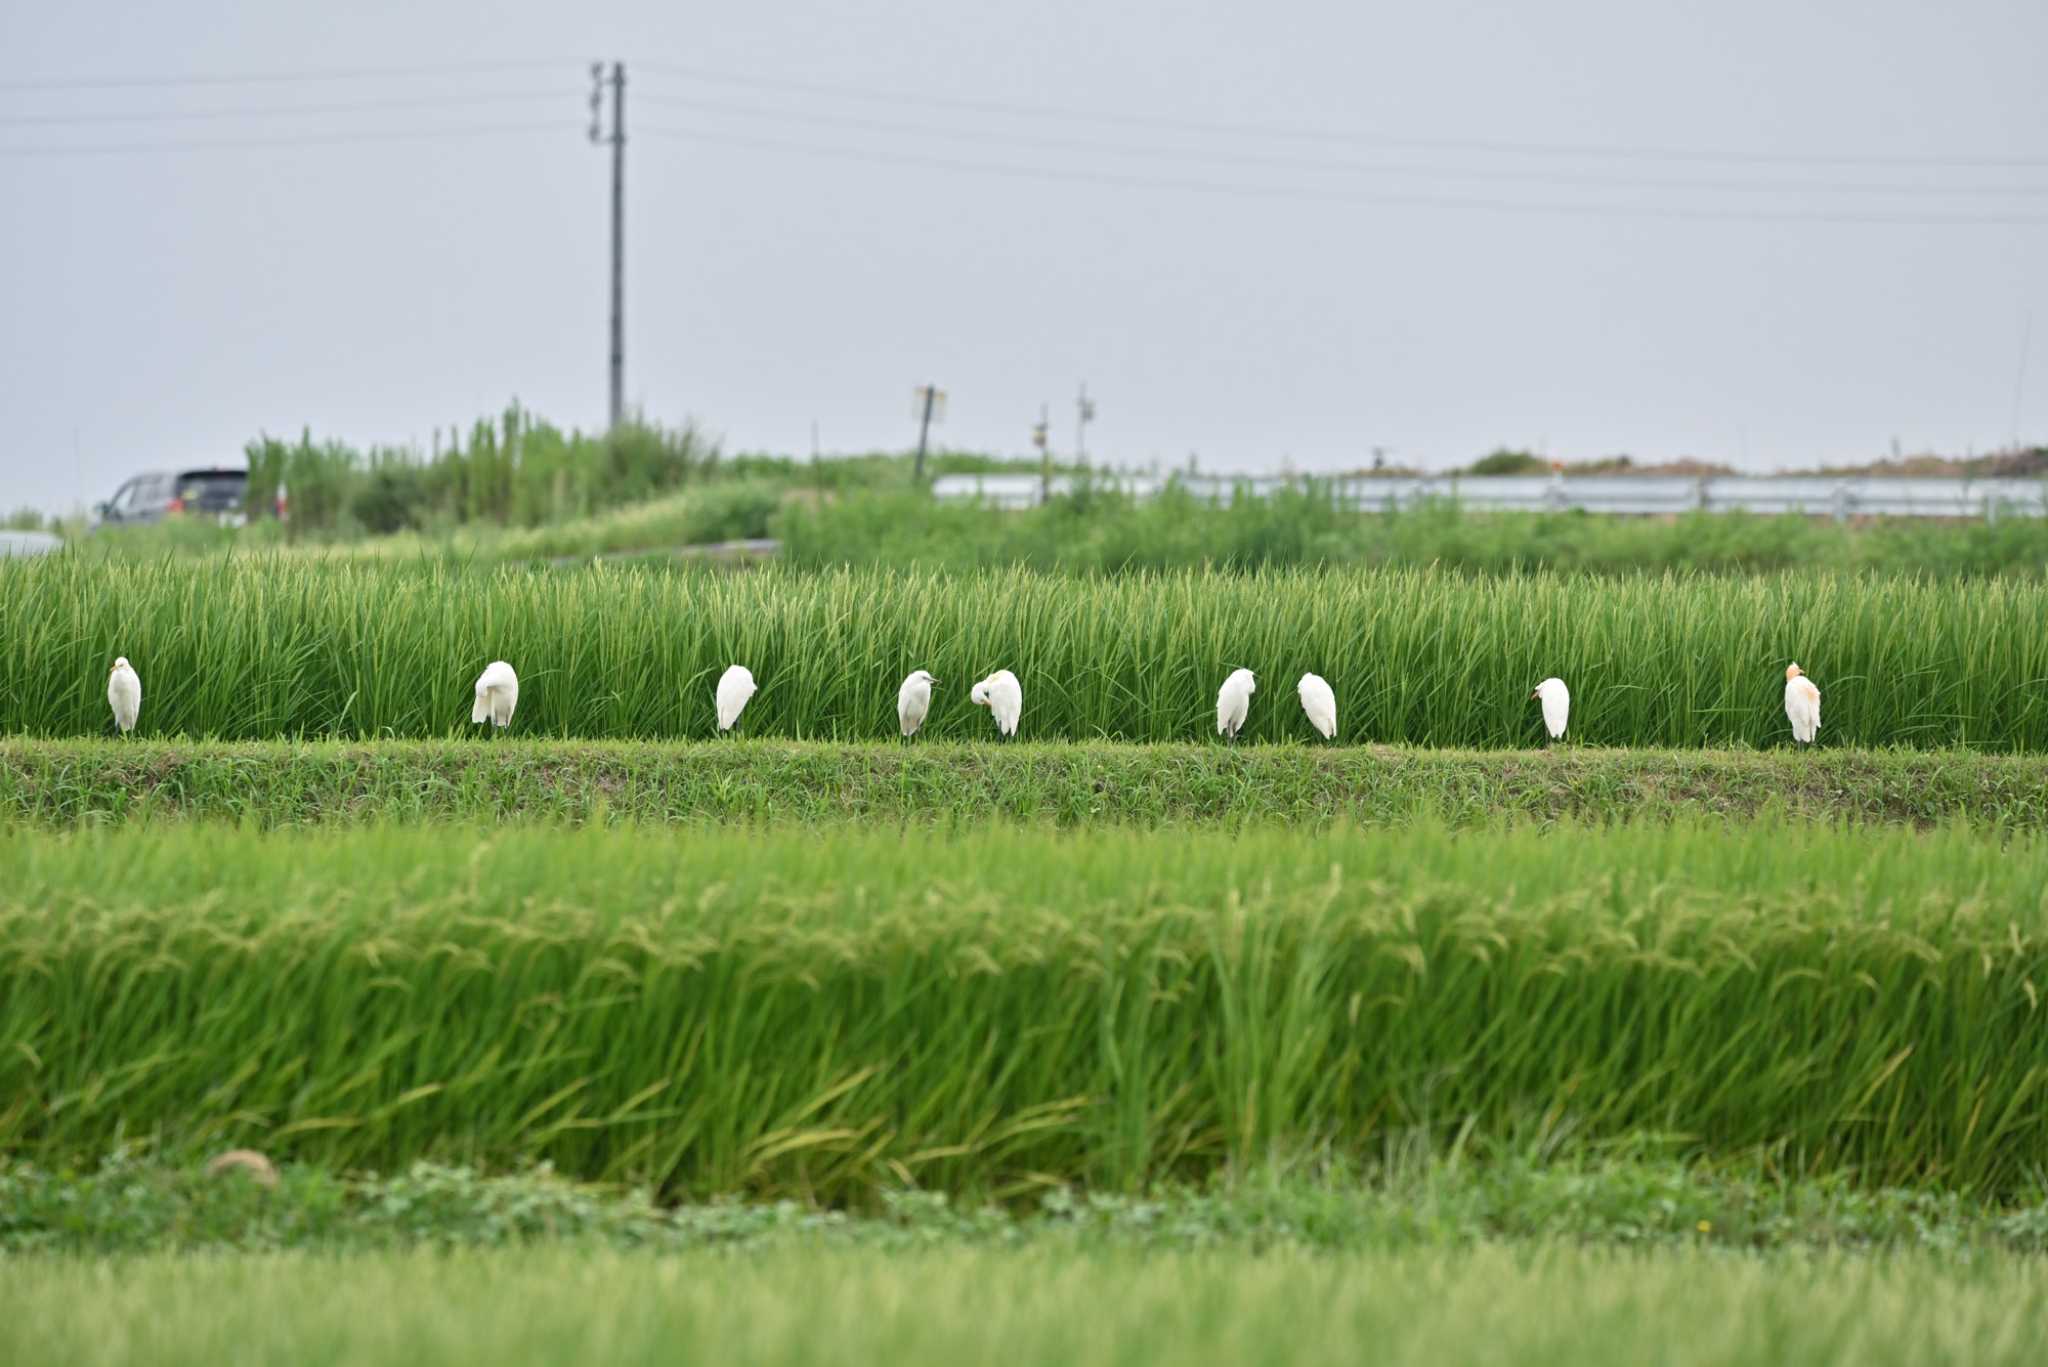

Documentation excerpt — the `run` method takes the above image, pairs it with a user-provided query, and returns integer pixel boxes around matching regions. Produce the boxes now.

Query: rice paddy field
[7,548,2048,1364]
[6,557,2048,746]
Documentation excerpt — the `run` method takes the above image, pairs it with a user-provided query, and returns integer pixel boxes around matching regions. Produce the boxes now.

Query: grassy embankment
[5,821,2045,1199]
[10,1150,2048,1258]
[73,473,2048,578]
[4,738,2047,826]
[782,483,2048,578]
[6,559,2047,747]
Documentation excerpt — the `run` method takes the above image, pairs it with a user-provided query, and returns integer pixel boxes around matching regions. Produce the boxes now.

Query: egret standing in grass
[1531,677,1569,741]
[1297,673,1336,741]
[716,665,758,733]
[1216,668,1256,741]
[897,669,939,738]
[471,661,519,731]
[969,669,1022,738]
[1784,663,1821,744]
[107,657,141,735]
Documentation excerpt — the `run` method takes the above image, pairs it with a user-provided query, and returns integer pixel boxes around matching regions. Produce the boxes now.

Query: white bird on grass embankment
[1784,663,1821,744]
[969,669,1022,737]
[897,670,939,737]
[471,661,519,730]
[716,665,758,732]
[1531,677,1569,741]
[1216,668,1256,741]
[107,657,141,734]
[1297,673,1336,741]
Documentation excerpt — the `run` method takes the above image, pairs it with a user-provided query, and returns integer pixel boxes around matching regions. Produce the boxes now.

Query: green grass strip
[7,1152,2048,1257]
[6,739,2048,827]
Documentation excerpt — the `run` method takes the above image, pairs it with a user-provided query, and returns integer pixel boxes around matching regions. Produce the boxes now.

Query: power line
[638,60,2048,171]
[0,59,572,92]
[637,123,2048,225]
[0,121,572,157]
[637,91,2048,200]
[0,90,574,128]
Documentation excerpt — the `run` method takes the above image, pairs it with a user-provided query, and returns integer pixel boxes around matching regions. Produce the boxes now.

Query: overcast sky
[4,0,2046,512]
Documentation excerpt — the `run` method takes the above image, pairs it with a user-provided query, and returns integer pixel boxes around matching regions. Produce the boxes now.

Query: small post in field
[1033,404,1052,504]
[913,385,945,483]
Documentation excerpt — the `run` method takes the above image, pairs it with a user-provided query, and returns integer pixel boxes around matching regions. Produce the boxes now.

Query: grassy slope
[7,822,2046,1196]
[5,738,2047,826]
[7,1244,2047,1367]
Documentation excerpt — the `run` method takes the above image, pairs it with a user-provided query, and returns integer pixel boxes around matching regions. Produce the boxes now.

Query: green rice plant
[3,558,2047,747]
[8,1244,2048,1367]
[4,820,2046,1199]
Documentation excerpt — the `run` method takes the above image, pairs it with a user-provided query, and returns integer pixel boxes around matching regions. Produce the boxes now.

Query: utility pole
[913,384,944,482]
[1074,383,1096,470]
[590,62,626,430]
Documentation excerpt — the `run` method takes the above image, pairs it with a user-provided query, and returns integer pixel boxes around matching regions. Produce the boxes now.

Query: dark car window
[109,479,146,513]
[174,470,247,510]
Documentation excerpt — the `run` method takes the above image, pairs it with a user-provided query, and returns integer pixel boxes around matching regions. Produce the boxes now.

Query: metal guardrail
[929,473,2048,521]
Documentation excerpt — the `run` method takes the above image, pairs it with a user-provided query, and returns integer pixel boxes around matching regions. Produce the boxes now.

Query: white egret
[969,669,1022,737]
[471,660,519,729]
[716,665,758,732]
[107,657,141,734]
[897,669,939,737]
[1531,677,1569,740]
[1216,668,1256,740]
[1297,673,1336,740]
[1784,663,1821,744]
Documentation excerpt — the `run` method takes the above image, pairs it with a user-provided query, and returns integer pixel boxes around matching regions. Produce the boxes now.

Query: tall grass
[4,821,2047,1197]
[4,558,2046,746]
[238,407,720,538]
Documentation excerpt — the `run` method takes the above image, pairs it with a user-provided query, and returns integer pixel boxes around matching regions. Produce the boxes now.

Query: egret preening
[1531,677,1570,741]
[969,669,1022,737]
[471,661,519,730]
[1297,673,1336,741]
[716,665,758,732]
[1784,663,1821,744]
[107,657,141,734]
[1216,668,1256,741]
[897,670,939,737]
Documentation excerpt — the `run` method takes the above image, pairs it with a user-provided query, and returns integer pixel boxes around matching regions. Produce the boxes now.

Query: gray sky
[4,0,2046,513]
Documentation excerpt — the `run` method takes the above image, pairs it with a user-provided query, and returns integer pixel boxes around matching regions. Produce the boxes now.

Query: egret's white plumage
[1297,673,1336,740]
[1784,663,1821,744]
[1531,677,1569,740]
[969,669,1022,737]
[1216,668,1256,739]
[107,657,141,734]
[897,669,939,737]
[471,660,519,728]
[716,665,758,732]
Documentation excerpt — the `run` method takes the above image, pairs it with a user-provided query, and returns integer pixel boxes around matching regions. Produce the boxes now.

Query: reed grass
[4,559,2046,747]
[5,820,2045,1199]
